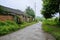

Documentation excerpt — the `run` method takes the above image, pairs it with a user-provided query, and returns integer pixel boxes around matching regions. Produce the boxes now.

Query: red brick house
[0,5,32,23]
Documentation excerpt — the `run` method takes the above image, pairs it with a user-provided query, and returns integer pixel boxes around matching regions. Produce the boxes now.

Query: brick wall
[0,15,14,21]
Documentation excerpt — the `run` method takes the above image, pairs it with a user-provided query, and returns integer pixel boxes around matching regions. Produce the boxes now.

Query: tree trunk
[59,4,60,22]
[59,4,60,26]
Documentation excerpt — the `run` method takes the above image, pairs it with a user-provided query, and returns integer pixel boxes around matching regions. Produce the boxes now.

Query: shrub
[0,21,6,26]
[0,21,19,35]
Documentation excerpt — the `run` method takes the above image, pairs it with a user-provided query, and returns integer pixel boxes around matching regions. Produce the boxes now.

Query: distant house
[0,5,32,23]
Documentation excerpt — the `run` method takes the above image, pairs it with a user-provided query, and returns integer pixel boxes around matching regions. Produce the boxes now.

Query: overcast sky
[0,0,43,17]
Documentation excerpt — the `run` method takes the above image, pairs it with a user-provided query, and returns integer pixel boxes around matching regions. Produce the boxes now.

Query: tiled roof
[0,5,24,15]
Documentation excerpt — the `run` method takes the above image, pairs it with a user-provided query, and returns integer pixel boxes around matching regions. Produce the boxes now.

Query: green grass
[19,22,37,29]
[42,19,60,40]
[0,21,37,36]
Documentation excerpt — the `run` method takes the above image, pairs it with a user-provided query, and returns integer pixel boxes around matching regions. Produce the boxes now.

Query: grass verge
[42,23,60,40]
[0,21,37,36]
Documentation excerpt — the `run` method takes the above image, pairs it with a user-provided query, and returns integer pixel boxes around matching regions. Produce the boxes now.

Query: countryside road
[0,22,55,40]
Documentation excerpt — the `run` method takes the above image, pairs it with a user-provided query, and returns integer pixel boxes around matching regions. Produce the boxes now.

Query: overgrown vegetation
[0,20,36,36]
[41,0,60,40]
[42,18,60,40]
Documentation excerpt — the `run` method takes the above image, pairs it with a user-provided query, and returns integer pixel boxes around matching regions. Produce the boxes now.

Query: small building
[0,5,28,23]
[0,5,33,23]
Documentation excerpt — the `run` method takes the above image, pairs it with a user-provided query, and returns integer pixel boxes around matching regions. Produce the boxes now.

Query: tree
[41,0,59,19]
[41,10,53,19]
[41,0,60,25]
[25,7,35,18]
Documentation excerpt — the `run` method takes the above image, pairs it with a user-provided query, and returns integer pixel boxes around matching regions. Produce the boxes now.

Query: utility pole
[34,0,36,21]
[35,0,36,14]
